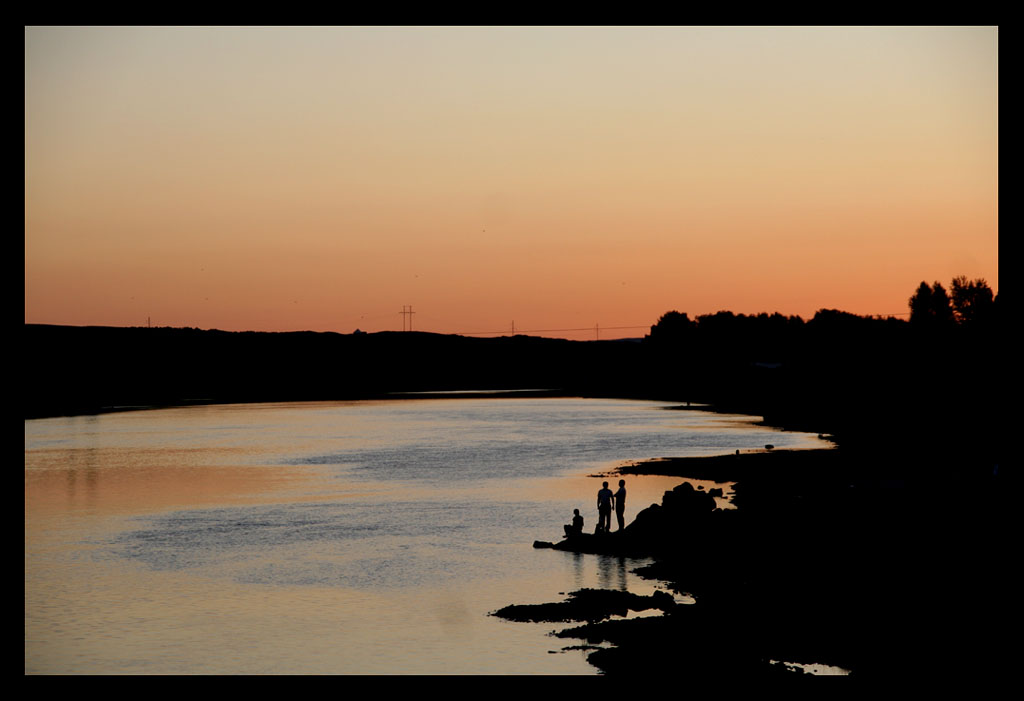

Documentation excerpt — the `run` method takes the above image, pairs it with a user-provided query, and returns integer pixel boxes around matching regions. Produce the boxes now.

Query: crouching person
[563,509,584,538]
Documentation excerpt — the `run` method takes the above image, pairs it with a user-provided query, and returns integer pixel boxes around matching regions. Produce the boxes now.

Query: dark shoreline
[498,446,1010,679]
[23,389,576,421]
[27,395,1009,678]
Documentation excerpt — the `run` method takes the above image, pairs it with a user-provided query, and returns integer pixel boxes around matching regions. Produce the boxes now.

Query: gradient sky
[25,26,998,339]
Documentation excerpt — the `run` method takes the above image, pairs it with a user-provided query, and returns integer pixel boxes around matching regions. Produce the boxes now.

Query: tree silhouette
[950,276,994,326]
[909,281,954,327]
[648,311,695,344]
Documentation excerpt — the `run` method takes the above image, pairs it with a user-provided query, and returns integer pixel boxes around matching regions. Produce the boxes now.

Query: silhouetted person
[597,481,613,534]
[614,479,626,532]
[563,509,584,538]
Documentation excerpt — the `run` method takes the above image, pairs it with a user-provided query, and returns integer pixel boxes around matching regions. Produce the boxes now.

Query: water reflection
[26,398,823,674]
[568,550,586,590]
[596,555,630,591]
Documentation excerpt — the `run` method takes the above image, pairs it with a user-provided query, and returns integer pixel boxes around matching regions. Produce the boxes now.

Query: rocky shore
[493,447,1011,679]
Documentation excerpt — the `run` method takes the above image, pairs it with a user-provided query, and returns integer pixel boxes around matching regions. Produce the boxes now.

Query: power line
[363,308,913,337]
[403,310,651,339]
[452,324,651,338]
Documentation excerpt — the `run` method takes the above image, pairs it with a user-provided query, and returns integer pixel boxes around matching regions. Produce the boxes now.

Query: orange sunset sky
[25,26,998,340]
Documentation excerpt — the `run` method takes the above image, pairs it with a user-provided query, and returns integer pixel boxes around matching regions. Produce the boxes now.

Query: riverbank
[495,447,1011,679]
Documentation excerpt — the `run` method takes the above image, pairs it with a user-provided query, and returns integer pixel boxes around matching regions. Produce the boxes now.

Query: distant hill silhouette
[24,292,1003,473]
[23,325,641,418]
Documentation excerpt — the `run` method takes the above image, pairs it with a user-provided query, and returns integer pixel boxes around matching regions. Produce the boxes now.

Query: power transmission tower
[400,305,415,331]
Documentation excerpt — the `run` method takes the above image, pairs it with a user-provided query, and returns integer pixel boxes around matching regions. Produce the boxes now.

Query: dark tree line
[908,276,996,327]
[647,275,998,355]
[643,276,1002,466]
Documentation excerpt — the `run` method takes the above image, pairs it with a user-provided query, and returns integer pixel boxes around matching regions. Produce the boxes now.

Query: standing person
[614,479,627,532]
[597,481,614,533]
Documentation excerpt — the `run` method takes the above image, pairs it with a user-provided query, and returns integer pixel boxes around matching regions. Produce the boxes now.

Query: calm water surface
[25,397,824,674]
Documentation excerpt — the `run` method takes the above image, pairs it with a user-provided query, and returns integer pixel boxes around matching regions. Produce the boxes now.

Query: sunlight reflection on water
[25,397,825,674]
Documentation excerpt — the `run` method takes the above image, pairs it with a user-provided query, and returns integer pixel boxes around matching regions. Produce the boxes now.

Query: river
[25,396,824,674]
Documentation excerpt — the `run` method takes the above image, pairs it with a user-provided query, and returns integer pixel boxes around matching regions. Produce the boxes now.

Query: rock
[491,588,677,623]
